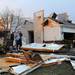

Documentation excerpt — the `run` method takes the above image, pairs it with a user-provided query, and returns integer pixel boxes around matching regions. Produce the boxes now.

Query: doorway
[28,31,34,43]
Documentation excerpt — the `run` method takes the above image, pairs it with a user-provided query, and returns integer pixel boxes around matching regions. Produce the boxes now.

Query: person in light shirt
[14,31,23,51]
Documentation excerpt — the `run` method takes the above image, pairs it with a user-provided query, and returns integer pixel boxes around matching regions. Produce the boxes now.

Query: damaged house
[20,10,75,48]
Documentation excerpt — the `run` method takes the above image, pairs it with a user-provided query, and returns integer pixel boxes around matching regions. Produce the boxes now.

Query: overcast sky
[0,0,75,21]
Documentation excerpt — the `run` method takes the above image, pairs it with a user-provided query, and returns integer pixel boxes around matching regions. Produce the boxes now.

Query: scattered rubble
[0,43,75,75]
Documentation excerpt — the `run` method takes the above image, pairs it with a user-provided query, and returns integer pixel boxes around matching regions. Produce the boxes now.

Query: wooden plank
[0,58,19,72]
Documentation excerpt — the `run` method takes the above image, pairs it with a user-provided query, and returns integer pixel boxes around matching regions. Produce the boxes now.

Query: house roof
[42,17,61,26]
[42,17,75,27]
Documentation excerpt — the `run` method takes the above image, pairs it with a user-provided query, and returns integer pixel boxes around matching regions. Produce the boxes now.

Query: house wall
[44,19,62,41]
[20,22,34,44]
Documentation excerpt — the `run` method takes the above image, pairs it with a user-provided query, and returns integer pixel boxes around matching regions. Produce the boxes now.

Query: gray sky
[0,0,75,21]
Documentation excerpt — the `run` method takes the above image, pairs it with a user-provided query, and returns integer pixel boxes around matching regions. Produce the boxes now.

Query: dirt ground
[27,62,75,75]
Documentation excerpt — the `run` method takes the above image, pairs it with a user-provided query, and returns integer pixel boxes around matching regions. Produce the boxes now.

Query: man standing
[19,31,23,49]
[9,32,14,51]
[10,32,14,47]
[14,31,23,51]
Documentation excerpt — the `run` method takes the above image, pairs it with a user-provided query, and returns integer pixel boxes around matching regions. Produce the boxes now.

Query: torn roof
[42,17,61,26]
[42,12,75,26]
[42,16,75,26]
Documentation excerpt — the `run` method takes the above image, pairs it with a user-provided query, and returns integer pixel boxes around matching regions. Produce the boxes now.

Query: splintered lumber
[6,53,24,58]
[0,58,19,72]
[5,52,43,64]
[40,53,75,66]
[6,52,33,63]
[40,53,67,66]
[0,57,43,75]
[5,57,27,63]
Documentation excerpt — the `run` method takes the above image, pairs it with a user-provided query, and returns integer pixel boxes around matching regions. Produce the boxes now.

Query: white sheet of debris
[9,64,30,75]
[22,43,64,51]
[44,57,66,64]
[48,53,68,58]
[40,53,67,65]
[9,62,42,75]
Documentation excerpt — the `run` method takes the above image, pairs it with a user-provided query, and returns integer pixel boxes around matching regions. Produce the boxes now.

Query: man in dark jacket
[10,32,14,46]
[19,31,23,48]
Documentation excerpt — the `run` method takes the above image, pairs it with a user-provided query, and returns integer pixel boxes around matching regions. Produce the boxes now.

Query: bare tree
[0,8,14,50]
[1,8,24,51]
[2,8,14,31]
[14,10,24,32]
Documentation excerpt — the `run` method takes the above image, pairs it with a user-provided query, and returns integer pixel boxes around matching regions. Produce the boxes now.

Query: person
[14,31,23,51]
[19,31,23,49]
[9,32,14,51]
[10,32,14,47]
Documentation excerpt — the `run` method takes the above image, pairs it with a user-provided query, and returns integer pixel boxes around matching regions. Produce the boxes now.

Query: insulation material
[22,43,64,51]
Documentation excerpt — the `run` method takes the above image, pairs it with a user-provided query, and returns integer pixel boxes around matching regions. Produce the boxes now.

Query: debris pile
[0,43,75,75]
